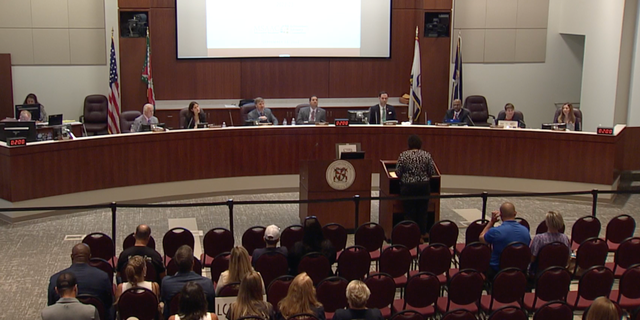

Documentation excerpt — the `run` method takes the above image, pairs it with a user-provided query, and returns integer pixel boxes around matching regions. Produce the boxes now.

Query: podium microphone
[228,110,234,126]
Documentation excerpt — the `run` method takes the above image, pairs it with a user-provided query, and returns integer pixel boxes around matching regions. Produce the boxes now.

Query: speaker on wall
[424,12,450,38]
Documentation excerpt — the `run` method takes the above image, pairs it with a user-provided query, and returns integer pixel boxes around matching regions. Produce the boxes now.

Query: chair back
[210,252,231,284]
[535,241,571,273]
[574,237,608,274]
[117,287,158,320]
[254,251,289,288]
[490,268,527,307]
[392,220,421,252]
[119,110,141,132]
[323,223,348,253]
[499,242,531,272]
[337,245,371,281]
[203,228,234,264]
[364,273,396,310]
[355,222,386,253]
[571,216,601,247]
[441,309,478,320]
[419,243,452,276]
[458,242,491,273]
[464,95,489,124]
[88,258,114,282]
[218,282,241,297]
[169,292,181,316]
[237,316,266,320]
[404,272,440,309]
[465,219,488,245]
[241,103,256,121]
[82,232,116,265]
[298,252,332,285]
[429,220,458,248]
[614,237,640,269]
[487,306,527,320]
[532,266,572,303]
[618,264,640,301]
[515,218,530,231]
[316,276,349,312]
[287,313,320,320]
[553,108,583,129]
[77,294,106,320]
[122,233,156,251]
[532,301,573,320]
[535,220,566,234]
[380,245,412,278]
[281,225,304,253]
[83,95,108,125]
[390,310,424,320]
[606,214,636,245]
[162,227,195,262]
[167,256,202,276]
[242,226,266,255]
[267,275,294,312]
[576,266,614,305]
[295,104,310,120]
[496,110,525,125]
[446,269,484,309]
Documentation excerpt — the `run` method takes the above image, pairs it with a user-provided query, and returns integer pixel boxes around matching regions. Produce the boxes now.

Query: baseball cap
[264,225,281,241]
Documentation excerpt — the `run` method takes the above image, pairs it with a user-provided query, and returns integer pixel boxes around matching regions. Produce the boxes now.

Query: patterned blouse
[395,149,436,184]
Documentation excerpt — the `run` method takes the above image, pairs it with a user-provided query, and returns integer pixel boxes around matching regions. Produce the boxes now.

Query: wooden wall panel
[422,37,451,122]
[0,54,14,119]
[151,0,174,8]
[118,37,148,112]
[394,0,421,9]
[424,0,452,9]
[119,0,150,9]
[240,59,330,99]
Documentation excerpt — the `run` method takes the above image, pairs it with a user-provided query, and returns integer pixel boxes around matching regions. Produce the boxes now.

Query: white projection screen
[176,0,391,59]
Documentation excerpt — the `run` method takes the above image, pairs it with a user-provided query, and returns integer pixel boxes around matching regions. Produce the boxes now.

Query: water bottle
[291,118,296,125]
[283,118,287,126]
[222,122,226,128]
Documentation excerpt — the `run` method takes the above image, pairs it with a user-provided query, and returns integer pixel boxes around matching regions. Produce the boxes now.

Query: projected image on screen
[176,0,391,59]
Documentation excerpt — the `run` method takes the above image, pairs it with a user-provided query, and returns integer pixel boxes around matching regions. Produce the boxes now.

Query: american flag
[107,36,121,134]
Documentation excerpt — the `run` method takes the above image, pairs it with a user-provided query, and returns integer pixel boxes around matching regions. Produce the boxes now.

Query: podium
[379,160,441,240]
[299,159,371,229]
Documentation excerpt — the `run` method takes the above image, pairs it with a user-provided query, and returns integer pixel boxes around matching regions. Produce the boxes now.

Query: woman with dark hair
[557,103,580,131]
[169,281,218,320]
[288,216,336,275]
[23,93,47,122]
[396,134,437,242]
[184,101,206,129]
[227,272,274,320]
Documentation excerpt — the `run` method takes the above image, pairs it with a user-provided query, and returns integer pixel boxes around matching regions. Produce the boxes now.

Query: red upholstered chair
[487,306,527,320]
[436,269,484,314]
[523,266,572,312]
[463,95,494,126]
[441,309,478,320]
[355,222,386,265]
[323,223,347,259]
[88,258,114,282]
[532,241,571,277]
[390,310,424,320]
[480,268,527,313]
[571,237,608,277]
[201,227,234,267]
[535,220,565,234]
[254,251,289,289]
[410,243,451,285]
[210,252,231,285]
[365,273,396,319]
[242,226,266,255]
[169,292,181,317]
[316,277,349,320]
[166,256,202,276]
[570,216,601,250]
[337,245,371,281]
[448,242,491,280]
[286,313,320,320]
[532,301,573,320]
[610,264,640,311]
[117,287,158,320]
[122,232,156,251]
[281,224,304,253]
[298,252,332,286]
[455,219,488,257]
[218,282,241,297]
[119,110,141,133]
[428,220,458,265]
[566,265,615,310]
[82,94,108,135]
[77,294,106,320]
[605,214,636,252]
[162,227,195,266]
[605,237,640,278]
[499,242,531,273]
[391,220,422,258]
[380,245,412,289]
[82,232,117,268]
[514,218,530,231]
[391,272,440,318]
[267,275,294,312]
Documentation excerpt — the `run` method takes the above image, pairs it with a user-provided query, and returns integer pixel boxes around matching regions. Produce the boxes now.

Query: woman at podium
[395,135,437,242]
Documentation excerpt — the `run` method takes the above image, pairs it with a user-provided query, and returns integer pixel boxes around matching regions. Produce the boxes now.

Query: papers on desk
[389,172,398,178]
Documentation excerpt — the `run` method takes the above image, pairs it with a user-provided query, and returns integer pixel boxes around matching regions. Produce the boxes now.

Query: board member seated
[555,103,581,131]
[184,101,207,129]
[248,97,278,125]
[23,93,47,122]
[495,103,526,128]
[19,110,32,121]
[296,96,326,124]
[131,103,159,132]
[443,99,472,125]
[368,91,396,124]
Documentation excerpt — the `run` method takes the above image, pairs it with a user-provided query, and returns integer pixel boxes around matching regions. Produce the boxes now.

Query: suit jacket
[248,108,279,125]
[48,264,113,309]
[42,297,99,320]
[495,112,526,128]
[161,271,216,320]
[130,115,159,132]
[296,106,327,124]
[368,104,396,124]
[444,108,473,125]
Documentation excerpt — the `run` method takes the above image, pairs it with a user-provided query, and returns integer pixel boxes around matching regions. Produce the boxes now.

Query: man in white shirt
[368,91,397,124]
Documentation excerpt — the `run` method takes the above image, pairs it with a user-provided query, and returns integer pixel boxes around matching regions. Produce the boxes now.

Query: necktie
[381,106,386,122]
[310,109,315,122]
[454,112,459,120]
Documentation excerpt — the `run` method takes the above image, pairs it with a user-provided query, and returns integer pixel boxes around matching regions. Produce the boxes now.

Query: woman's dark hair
[188,101,199,113]
[407,135,422,150]
[302,216,324,250]
[23,93,38,104]
[178,281,208,320]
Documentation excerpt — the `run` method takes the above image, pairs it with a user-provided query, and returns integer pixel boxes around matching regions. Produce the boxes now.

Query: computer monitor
[15,104,41,121]
[340,151,366,160]
[0,121,37,142]
[48,114,63,126]
[196,122,209,128]
[347,110,369,124]
[541,123,567,130]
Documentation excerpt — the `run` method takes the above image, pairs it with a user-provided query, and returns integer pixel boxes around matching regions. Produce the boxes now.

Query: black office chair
[464,95,494,126]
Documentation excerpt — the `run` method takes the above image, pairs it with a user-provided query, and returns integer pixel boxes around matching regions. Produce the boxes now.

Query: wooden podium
[379,160,441,240]
[299,159,371,229]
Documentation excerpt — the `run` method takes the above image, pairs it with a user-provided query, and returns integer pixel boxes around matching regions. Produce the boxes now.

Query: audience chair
[210,251,231,285]
[532,241,571,277]
[566,265,615,310]
[82,232,117,268]
[391,272,440,318]
[117,287,158,320]
[122,232,156,251]
[201,227,234,267]
[448,242,491,281]
[390,310,424,320]
[298,252,332,286]
[365,273,396,319]
[487,306,527,320]
[464,95,494,126]
[242,226,266,255]
[169,292,181,317]
[337,245,371,281]
[323,223,347,259]
[535,219,566,234]
[380,245,412,289]
[88,258,114,280]
[281,224,304,253]
[570,215,601,251]
[499,242,531,273]
[532,300,574,320]
[436,269,484,314]
[77,294,106,320]
[605,214,636,252]
[571,237,608,277]
[441,309,478,320]
[267,275,294,312]
[287,313,320,320]
[455,219,488,257]
[428,220,459,265]
[605,237,640,278]
[162,227,195,266]
[316,276,349,320]
[119,110,141,133]
[523,266,572,312]
[355,222,386,265]
[254,251,289,289]
[410,243,451,285]
[218,282,241,297]
[480,268,527,313]
[167,256,202,276]
[82,94,108,135]
[610,264,640,311]
[514,217,530,231]
[391,220,422,259]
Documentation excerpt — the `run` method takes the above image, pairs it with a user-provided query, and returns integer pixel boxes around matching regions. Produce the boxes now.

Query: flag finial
[415,26,419,38]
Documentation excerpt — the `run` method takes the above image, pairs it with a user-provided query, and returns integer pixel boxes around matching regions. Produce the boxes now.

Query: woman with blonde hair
[277,273,325,320]
[216,246,265,294]
[585,297,619,320]
[333,280,383,320]
[528,211,571,275]
[115,255,160,301]
[227,272,274,320]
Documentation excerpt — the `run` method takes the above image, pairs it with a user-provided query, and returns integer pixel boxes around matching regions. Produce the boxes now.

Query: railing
[1,189,638,243]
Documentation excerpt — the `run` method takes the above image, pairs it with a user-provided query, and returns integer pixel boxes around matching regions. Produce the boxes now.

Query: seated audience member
[217,246,265,294]
[443,99,472,125]
[161,245,215,320]
[19,110,32,121]
[288,216,336,275]
[42,272,100,320]
[333,280,384,320]
[479,202,531,278]
[23,93,47,122]
[117,224,165,280]
[529,211,570,275]
[296,96,327,124]
[115,255,160,302]
[252,224,288,265]
[131,103,159,132]
[247,97,278,125]
[47,243,113,318]
[495,103,526,128]
[169,282,219,320]
[227,272,274,320]
[584,297,619,320]
[368,91,396,124]
[557,103,581,131]
[184,101,206,129]
[276,272,325,320]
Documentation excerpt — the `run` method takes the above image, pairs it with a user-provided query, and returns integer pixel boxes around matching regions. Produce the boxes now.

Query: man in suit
[131,103,159,132]
[444,99,473,125]
[247,97,278,125]
[296,95,327,124]
[368,91,396,124]
[42,272,100,320]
